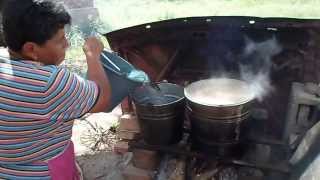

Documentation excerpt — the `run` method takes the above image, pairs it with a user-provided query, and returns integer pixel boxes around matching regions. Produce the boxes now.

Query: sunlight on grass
[65,28,109,77]
[95,0,320,32]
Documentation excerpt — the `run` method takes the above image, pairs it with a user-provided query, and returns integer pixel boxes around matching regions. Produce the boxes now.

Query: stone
[132,149,160,170]
[76,152,124,180]
[122,164,155,180]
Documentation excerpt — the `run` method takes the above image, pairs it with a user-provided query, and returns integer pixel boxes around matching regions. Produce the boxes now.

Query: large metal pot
[132,82,185,145]
[184,78,255,156]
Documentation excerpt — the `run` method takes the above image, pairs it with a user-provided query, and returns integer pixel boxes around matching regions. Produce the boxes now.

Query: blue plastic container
[99,50,148,112]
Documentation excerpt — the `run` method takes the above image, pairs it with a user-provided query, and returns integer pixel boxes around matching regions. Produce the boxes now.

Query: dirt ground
[72,106,128,180]
[76,152,131,180]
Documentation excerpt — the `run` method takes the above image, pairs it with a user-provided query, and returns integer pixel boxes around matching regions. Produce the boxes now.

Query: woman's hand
[83,37,104,59]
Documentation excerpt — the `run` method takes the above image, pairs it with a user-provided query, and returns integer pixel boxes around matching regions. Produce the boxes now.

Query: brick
[121,98,134,113]
[118,130,140,140]
[122,164,154,180]
[114,141,129,154]
[119,114,141,132]
[132,149,160,170]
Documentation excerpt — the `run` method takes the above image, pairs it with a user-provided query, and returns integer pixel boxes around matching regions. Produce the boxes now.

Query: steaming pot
[184,78,255,156]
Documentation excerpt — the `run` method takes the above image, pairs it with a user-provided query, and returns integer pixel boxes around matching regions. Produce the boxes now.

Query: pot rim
[184,78,255,107]
[132,82,185,107]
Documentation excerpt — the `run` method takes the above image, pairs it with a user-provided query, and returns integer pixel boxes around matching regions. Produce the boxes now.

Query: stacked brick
[115,114,161,180]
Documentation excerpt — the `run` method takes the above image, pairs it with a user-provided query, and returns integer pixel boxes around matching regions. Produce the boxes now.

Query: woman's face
[34,28,69,65]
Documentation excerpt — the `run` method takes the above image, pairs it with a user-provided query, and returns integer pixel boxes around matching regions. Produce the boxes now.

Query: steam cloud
[239,36,282,101]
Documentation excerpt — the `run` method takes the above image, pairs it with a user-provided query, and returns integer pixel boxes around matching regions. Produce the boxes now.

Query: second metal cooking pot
[132,82,185,145]
[184,78,255,156]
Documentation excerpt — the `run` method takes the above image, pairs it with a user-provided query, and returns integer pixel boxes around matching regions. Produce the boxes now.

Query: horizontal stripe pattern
[0,58,99,179]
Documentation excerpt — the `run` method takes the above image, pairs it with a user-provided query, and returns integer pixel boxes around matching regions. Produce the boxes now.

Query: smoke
[239,36,282,101]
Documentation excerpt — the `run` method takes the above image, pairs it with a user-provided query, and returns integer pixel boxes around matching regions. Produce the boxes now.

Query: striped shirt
[0,57,99,179]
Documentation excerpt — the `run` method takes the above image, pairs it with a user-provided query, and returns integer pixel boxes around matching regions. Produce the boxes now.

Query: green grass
[64,21,109,76]
[95,0,320,32]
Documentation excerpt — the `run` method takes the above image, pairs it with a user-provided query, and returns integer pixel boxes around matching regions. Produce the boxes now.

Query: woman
[0,0,111,179]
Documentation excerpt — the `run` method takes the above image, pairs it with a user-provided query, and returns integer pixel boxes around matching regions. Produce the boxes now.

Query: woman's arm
[83,37,111,113]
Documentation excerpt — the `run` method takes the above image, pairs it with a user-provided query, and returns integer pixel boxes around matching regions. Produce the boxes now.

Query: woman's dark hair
[2,0,71,51]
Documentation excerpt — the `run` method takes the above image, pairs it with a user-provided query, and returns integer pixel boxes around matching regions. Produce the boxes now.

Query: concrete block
[114,141,129,154]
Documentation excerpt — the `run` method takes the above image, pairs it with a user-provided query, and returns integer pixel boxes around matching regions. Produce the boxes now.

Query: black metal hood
[104,16,320,137]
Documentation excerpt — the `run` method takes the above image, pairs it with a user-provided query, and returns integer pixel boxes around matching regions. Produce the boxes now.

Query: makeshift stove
[105,16,320,180]
[127,113,290,180]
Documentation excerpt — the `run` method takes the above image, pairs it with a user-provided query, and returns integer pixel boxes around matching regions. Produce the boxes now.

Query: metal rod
[156,48,180,81]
